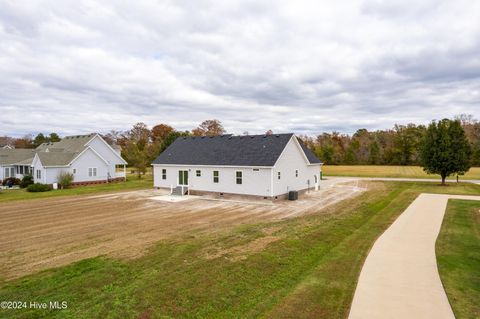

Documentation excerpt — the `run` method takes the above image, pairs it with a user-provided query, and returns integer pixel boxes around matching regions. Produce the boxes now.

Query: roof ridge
[186,133,294,139]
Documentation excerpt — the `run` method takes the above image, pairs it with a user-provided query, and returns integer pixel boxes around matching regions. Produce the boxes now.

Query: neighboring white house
[0,133,127,185]
[152,133,323,199]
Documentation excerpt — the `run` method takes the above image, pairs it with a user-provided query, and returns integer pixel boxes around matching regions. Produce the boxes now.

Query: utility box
[288,191,298,201]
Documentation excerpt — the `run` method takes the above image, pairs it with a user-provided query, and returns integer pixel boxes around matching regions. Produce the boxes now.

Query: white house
[152,133,323,199]
[0,133,127,185]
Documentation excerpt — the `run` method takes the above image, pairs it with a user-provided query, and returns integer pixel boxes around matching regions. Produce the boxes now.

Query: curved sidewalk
[349,193,480,319]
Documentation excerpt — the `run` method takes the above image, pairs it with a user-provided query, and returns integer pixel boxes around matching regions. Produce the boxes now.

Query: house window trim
[162,168,167,180]
[213,170,219,183]
[196,170,201,177]
[88,167,97,177]
[236,171,242,185]
[277,171,281,180]
[36,169,41,180]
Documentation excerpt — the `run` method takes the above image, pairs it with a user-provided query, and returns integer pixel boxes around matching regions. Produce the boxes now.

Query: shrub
[2,177,21,187]
[26,183,53,192]
[20,175,34,188]
[57,172,75,189]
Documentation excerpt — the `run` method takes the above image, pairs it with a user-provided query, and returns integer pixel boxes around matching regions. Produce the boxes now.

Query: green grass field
[1,181,479,318]
[436,199,480,319]
[0,170,152,203]
[322,165,480,180]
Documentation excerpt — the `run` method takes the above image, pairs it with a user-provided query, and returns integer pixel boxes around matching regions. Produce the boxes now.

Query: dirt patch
[0,180,366,280]
[204,226,285,261]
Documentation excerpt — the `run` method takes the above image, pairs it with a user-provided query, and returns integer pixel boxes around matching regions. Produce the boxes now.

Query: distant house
[152,133,322,199]
[0,133,127,185]
[0,144,14,149]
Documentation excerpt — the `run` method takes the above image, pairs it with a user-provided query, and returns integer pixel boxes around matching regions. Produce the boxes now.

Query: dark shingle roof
[298,139,322,164]
[153,133,321,166]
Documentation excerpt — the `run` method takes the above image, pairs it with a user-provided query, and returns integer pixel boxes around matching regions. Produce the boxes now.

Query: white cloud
[0,0,479,137]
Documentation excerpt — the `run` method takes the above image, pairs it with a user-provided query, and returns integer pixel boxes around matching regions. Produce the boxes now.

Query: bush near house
[20,175,34,188]
[57,172,74,189]
[2,177,21,187]
[26,183,53,192]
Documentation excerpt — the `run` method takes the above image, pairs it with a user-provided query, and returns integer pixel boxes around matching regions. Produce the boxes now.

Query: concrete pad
[149,195,200,202]
[349,193,480,319]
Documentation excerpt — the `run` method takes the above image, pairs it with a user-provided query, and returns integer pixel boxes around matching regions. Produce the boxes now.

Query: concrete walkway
[349,193,480,319]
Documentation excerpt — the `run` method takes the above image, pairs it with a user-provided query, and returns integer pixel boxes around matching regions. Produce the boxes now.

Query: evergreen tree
[420,119,471,184]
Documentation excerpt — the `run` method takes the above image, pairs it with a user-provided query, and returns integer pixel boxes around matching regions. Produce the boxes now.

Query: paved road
[348,193,480,319]
[360,177,480,184]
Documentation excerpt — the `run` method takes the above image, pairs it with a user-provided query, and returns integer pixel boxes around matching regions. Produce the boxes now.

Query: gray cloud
[0,0,479,137]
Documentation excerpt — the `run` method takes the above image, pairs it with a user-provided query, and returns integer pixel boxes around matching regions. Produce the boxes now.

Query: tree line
[2,115,479,175]
[299,114,480,167]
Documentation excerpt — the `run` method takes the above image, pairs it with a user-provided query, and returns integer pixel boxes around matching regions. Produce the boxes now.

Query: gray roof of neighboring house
[0,133,123,167]
[34,134,96,166]
[0,149,36,165]
[152,133,321,167]
[36,134,95,153]
[36,152,79,166]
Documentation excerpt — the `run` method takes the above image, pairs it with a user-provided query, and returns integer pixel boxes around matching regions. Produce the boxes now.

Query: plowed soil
[0,179,365,280]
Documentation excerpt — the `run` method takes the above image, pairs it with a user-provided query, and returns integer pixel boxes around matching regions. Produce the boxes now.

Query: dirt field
[0,178,365,280]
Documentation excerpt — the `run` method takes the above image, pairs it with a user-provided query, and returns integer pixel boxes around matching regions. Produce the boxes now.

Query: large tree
[33,133,47,147]
[159,131,190,154]
[122,123,154,178]
[420,119,472,184]
[14,134,34,148]
[192,119,226,136]
[151,124,174,143]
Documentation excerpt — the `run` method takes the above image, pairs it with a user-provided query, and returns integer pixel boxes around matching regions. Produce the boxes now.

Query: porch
[114,164,127,181]
[2,165,32,180]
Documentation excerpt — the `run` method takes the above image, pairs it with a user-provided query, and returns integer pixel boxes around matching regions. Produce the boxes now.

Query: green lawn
[1,182,479,318]
[436,199,480,319]
[323,165,480,180]
[0,172,152,203]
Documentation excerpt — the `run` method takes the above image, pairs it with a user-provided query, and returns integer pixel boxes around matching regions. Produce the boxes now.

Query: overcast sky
[1,0,479,137]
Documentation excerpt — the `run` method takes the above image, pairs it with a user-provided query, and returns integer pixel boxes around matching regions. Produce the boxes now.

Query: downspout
[270,167,274,198]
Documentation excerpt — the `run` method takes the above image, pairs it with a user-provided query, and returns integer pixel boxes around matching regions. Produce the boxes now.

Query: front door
[178,170,188,185]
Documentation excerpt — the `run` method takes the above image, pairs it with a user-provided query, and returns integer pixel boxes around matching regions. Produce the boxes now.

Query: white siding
[70,149,109,183]
[152,136,321,198]
[87,135,126,177]
[44,167,68,184]
[31,149,109,184]
[153,165,272,197]
[31,155,46,184]
[272,137,321,196]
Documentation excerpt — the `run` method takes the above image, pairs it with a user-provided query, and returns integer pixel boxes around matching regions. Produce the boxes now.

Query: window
[236,171,242,184]
[213,171,219,183]
[73,168,77,174]
[36,169,41,180]
[88,167,97,177]
[4,168,10,178]
[19,166,23,174]
[162,169,167,180]
[295,169,298,177]
[277,172,281,180]
[314,175,318,184]
[253,168,259,172]
[196,170,201,177]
